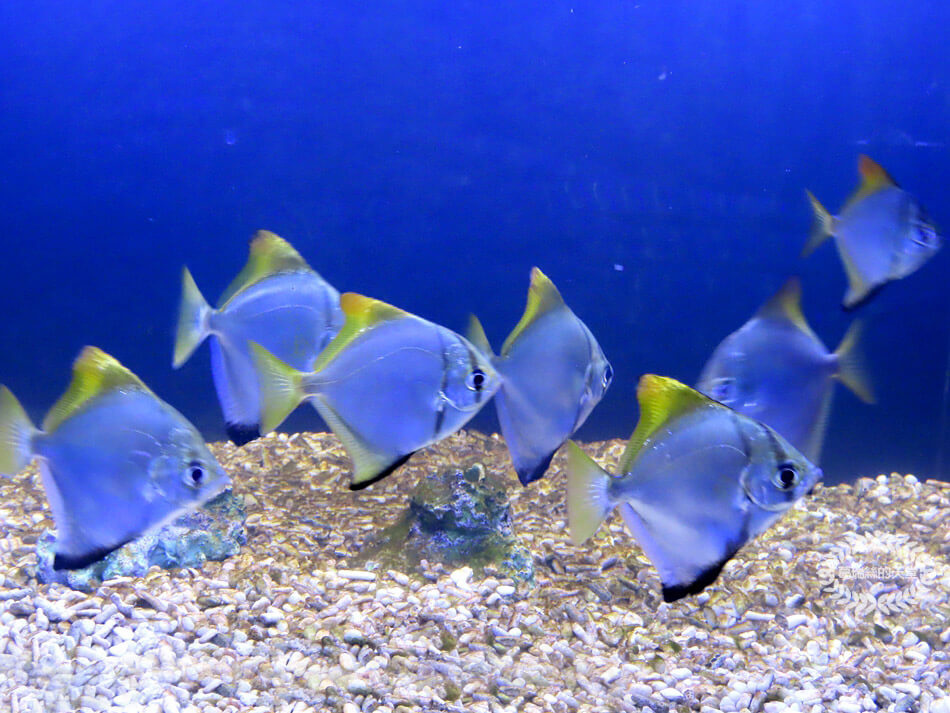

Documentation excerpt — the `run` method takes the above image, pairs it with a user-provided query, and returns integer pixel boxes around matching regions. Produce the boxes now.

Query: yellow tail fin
[565,440,613,545]
[248,343,308,433]
[0,386,36,476]
[834,321,875,404]
[173,267,213,368]
[802,190,836,257]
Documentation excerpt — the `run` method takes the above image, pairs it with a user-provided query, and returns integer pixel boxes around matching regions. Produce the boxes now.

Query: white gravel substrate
[0,430,948,713]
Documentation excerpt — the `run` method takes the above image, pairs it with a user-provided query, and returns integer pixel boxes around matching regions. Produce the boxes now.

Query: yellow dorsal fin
[845,154,899,210]
[618,375,716,473]
[43,347,150,432]
[500,267,566,355]
[754,277,819,341]
[312,293,411,372]
[858,154,897,189]
[466,314,494,356]
[218,230,312,306]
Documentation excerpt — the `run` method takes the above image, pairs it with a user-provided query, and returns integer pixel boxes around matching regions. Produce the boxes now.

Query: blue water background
[2,1,949,485]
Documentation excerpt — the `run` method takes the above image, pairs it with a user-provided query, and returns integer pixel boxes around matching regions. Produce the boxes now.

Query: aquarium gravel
[0,430,948,713]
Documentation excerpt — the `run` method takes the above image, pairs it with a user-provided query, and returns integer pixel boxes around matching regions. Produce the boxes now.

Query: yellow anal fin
[838,242,873,310]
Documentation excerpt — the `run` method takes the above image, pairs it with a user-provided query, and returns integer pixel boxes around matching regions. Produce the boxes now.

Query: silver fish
[173,230,343,446]
[804,154,941,309]
[468,267,611,485]
[251,293,500,489]
[0,347,229,570]
[696,277,873,463]
[566,375,822,602]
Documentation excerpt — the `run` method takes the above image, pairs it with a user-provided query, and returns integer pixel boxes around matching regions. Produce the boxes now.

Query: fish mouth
[205,469,234,501]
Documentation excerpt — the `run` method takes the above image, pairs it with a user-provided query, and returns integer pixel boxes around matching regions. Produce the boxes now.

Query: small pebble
[449,567,473,589]
[259,607,283,626]
[660,687,684,702]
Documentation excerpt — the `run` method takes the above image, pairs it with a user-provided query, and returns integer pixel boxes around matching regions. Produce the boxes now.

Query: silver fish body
[174,231,343,446]
[492,317,611,484]
[470,268,611,485]
[0,348,229,570]
[698,323,834,461]
[567,375,821,602]
[252,293,500,488]
[307,317,496,462]
[607,406,818,600]
[696,279,872,463]
[835,187,939,302]
[805,155,941,309]
[206,271,343,439]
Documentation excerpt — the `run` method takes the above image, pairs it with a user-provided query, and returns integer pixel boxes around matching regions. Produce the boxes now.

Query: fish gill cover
[1,0,949,484]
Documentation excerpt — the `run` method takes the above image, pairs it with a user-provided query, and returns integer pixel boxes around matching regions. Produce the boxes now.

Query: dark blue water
[2,1,948,485]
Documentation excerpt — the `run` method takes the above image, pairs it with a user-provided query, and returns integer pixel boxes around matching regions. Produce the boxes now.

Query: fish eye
[775,463,798,491]
[710,377,735,403]
[602,364,613,389]
[466,369,487,392]
[184,461,206,488]
[916,224,938,248]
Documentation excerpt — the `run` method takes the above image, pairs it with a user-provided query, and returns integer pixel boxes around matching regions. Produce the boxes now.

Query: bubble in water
[224,129,238,146]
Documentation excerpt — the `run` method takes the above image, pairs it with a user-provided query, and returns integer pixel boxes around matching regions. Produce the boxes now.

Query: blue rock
[355,463,534,583]
[34,489,246,591]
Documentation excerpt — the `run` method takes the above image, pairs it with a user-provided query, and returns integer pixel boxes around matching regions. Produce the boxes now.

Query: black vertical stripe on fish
[569,325,597,433]
[466,342,485,406]
[433,331,449,439]
[321,293,335,350]
[731,410,753,461]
